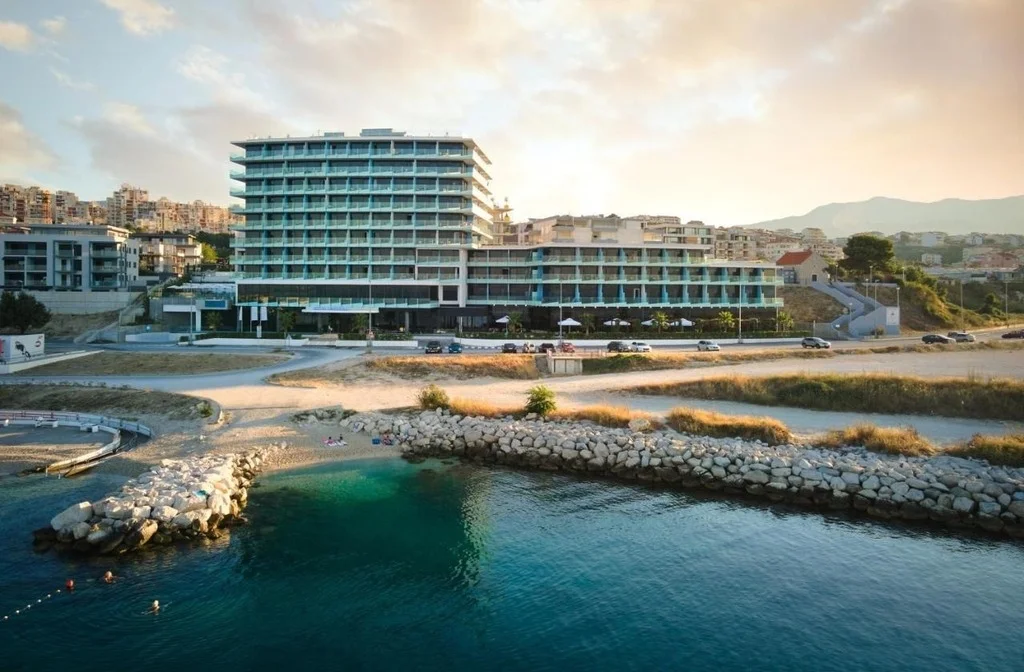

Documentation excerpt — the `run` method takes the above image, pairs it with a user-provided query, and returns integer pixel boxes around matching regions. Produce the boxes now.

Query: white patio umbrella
[495,315,511,324]
[640,319,655,327]
[603,318,630,327]
[557,318,581,327]
[670,318,694,327]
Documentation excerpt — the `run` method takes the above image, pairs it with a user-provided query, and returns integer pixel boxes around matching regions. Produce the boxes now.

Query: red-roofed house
[776,249,829,285]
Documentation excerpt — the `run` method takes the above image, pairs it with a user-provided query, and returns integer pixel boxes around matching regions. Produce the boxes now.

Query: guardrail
[0,409,153,437]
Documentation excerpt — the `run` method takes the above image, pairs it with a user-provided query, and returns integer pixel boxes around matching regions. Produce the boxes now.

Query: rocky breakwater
[33,445,282,555]
[344,410,1024,539]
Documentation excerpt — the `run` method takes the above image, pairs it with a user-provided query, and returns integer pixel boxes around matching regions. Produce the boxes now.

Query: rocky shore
[34,445,282,555]
[344,410,1024,538]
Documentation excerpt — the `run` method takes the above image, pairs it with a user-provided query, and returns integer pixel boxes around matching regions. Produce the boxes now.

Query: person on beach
[102,571,115,584]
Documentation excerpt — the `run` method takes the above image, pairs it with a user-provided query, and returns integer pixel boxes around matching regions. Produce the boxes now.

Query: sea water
[2,458,1023,671]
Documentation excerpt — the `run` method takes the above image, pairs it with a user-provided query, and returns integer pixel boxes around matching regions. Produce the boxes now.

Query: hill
[749,195,1024,237]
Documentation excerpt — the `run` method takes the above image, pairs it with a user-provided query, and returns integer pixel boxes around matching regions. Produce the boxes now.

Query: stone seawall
[344,410,1024,539]
[33,445,282,555]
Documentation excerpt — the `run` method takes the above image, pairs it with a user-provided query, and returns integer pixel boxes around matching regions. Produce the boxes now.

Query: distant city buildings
[0,182,240,234]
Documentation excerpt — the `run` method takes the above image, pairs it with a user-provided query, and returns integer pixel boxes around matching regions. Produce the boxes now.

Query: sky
[0,0,1021,225]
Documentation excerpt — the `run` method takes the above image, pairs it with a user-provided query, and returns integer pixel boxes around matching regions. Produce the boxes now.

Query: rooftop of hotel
[231,128,491,164]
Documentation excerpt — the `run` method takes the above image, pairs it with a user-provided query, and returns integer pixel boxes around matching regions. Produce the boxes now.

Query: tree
[840,235,895,277]
[351,314,369,333]
[981,292,1003,315]
[776,310,795,333]
[716,310,735,332]
[651,311,669,332]
[0,291,51,334]
[200,243,218,264]
[580,313,596,335]
[507,311,523,334]
[279,309,297,335]
[204,311,222,332]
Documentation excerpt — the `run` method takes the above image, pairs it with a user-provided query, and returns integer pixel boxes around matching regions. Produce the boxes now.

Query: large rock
[952,497,976,514]
[51,502,93,532]
[208,492,232,516]
[743,471,769,485]
[150,506,178,523]
[87,527,113,545]
[124,519,158,549]
[71,522,91,540]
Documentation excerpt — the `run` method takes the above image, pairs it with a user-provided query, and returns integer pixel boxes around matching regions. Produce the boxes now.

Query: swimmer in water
[103,571,114,584]
[148,600,160,614]
[65,579,75,592]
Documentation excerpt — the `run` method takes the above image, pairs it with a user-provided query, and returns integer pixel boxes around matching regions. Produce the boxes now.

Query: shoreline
[262,427,403,473]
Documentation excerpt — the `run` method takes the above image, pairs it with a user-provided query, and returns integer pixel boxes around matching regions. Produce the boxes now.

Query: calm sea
[2,458,1023,671]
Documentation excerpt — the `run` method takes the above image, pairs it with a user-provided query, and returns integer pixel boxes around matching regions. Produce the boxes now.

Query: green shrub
[525,385,557,416]
[417,384,450,410]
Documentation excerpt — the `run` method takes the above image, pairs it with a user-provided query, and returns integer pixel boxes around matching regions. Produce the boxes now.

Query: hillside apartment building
[229,129,783,331]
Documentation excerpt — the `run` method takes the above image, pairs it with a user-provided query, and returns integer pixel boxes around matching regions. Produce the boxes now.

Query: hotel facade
[230,129,782,331]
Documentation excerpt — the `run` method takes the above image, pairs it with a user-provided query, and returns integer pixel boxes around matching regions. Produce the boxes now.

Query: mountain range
[747,195,1024,237]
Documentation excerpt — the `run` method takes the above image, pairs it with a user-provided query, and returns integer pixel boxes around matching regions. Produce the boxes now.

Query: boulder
[208,492,232,516]
[150,506,178,523]
[86,528,113,545]
[743,471,769,485]
[952,497,976,514]
[51,502,93,532]
[71,522,91,540]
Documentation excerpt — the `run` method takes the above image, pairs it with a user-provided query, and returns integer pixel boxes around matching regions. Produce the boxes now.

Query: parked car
[425,340,443,354]
[522,342,537,354]
[538,342,557,354]
[1003,330,1024,339]
[607,341,629,353]
[947,331,976,343]
[630,341,652,353]
[922,334,955,344]
[696,340,720,352]
[447,342,463,354]
[559,341,576,353]
[501,343,519,354]
[801,337,831,349]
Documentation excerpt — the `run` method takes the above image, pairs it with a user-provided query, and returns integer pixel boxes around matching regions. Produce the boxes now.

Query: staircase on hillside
[809,282,898,338]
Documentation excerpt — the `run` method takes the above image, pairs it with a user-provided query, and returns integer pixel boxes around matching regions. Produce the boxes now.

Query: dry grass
[665,407,792,445]
[817,424,937,457]
[28,351,289,376]
[0,383,200,418]
[552,404,663,429]
[625,373,1024,421]
[40,311,119,339]
[447,396,519,418]
[367,354,540,380]
[777,286,845,323]
[948,433,1024,468]
[583,349,834,374]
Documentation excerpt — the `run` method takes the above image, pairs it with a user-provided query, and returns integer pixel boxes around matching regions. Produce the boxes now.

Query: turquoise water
[2,458,1024,671]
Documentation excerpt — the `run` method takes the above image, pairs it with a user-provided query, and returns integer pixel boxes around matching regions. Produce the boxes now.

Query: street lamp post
[960,279,965,332]
[558,281,563,341]
[1006,280,1010,328]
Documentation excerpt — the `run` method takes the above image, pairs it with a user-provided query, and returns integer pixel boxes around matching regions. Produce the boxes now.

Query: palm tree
[776,310,794,333]
[507,311,523,335]
[652,311,669,332]
[717,310,735,332]
[580,313,596,335]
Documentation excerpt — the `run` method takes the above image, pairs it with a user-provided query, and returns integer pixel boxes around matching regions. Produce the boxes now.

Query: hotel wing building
[230,129,782,330]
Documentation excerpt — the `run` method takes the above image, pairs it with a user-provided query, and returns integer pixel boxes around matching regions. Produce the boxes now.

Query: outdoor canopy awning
[495,315,511,324]
[603,318,630,326]
[558,318,582,326]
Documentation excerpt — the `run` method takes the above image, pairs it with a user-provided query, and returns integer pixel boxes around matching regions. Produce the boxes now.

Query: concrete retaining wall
[454,337,803,348]
[26,290,141,315]
[0,351,96,374]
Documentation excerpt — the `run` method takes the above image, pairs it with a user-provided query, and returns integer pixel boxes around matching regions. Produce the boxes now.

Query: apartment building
[106,184,150,229]
[0,224,140,312]
[230,129,782,331]
[713,226,761,261]
[132,233,202,277]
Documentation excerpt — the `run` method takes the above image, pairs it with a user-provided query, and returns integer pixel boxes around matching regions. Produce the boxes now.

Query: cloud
[50,67,96,91]
[102,102,157,135]
[0,21,34,51]
[0,101,57,177]
[100,0,175,36]
[41,15,67,36]
[73,99,298,204]
[175,45,264,107]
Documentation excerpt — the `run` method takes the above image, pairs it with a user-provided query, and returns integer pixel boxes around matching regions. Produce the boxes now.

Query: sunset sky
[1,0,1021,225]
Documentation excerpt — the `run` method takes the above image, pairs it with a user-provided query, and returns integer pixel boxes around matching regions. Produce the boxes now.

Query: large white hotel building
[230,128,782,331]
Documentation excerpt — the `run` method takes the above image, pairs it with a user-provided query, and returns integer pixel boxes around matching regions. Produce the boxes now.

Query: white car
[697,340,720,352]
[629,341,652,353]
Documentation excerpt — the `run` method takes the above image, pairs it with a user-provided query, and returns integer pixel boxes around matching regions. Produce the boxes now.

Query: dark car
[425,340,443,354]
[538,342,557,353]
[801,337,831,349]
[501,343,519,354]
[922,334,955,344]
[447,342,463,354]
[607,341,629,353]
[1002,330,1024,339]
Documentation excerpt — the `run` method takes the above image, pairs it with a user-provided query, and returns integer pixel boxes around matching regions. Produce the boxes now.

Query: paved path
[4,345,1022,444]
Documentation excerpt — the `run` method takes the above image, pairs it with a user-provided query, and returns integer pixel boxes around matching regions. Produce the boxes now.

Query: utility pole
[960,279,965,331]
[558,280,563,342]
[738,302,743,342]
[188,292,195,345]
[1005,279,1010,328]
